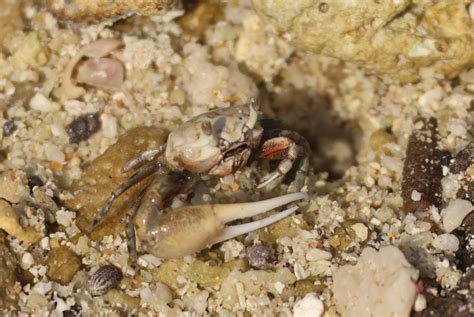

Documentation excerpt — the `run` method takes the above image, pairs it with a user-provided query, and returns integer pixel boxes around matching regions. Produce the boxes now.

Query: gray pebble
[246,244,274,269]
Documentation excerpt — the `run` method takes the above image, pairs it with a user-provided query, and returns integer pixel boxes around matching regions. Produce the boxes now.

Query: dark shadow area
[263,88,362,180]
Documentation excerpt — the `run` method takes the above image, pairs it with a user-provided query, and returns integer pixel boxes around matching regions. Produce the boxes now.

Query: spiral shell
[86,264,123,296]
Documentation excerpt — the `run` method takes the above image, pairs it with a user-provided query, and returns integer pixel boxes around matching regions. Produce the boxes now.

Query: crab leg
[125,188,148,263]
[213,205,299,244]
[122,146,165,173]
[88,161,163,232]
[257,130,310,191]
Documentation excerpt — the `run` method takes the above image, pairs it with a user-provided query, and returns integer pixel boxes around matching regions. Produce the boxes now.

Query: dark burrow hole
[263,89,362,181]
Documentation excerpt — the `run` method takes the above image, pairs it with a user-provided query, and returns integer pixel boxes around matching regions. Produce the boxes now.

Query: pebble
[20,252,35,270]
[30,93,60,112]
[305,248,332,262]
[100,113,118,139]
[332,246,419,317]
[44,143,65,163]
[413,294,427,312]
[27,175,44,192]
[274,281,285,294]
[246,244,274,268]
[0,199,42,243]
[432,233,459,252]
[293,293,324,317]
[86,264,123,296]
[0,171,29,204]
[351,223,369,241]
[66,113,101,144]
[442,199,473,232]
[450,142,473,174]
[2,120,17,136]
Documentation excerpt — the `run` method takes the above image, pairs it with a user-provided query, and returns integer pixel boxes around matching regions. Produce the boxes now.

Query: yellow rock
[10,32,49,69]
[0,170,29,204]
[104,289,140,310]
[253,0,474,83]
[65,127,168,240]
[0,232,19,311]
[152,258,248,289]
[0,199,43,244]
[46,0,177,23]
[46,245,82,285]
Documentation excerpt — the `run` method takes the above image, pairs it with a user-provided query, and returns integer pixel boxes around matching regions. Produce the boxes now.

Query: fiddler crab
[89,98,310,262]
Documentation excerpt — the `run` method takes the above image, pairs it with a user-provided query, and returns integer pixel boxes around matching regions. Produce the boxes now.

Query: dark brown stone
[402,118,443,213]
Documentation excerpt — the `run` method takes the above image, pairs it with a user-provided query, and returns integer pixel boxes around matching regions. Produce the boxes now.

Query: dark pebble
[450,142,474,174]
[27,175,44,192]
[66,113,101,144]
[462,212,474,234]
[246,244,274,269]
[3,120,17,136]
[62,304,81,317]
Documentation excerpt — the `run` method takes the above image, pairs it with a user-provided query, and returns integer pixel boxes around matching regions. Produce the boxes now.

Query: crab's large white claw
[213,205,299,244]
[215,191,308,223]
[139,192,308,259]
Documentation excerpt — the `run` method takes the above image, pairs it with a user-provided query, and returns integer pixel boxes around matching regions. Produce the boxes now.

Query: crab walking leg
[88,161,162,232]
[257,130,310,191]
[280,130,310,191]
[125,188,148,264]
[213,205,299,244]
[122,146,165,173]
[257,137,301,189]
[293,155,309,192]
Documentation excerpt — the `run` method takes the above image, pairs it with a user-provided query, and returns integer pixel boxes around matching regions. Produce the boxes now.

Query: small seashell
[86,264,123,296]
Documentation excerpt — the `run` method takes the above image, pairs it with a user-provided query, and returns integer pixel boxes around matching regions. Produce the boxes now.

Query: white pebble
[293,293,324,317]
[432,233,459,252]
[21,252,35,270]
[441,175,461,199]
[40,237,50,250]
[32,281,52,295]
[411,190,422,201]
[30,93,60,112]
[56,209,76,227]
[447,119,467,136]
[351,223,369,241]
[101,113,118,139]
[274,281,285,294]
[413,294,427,312]
[306,248,332,262]
[44,143,65,163]
[442,199,473,233]
[333,246,419,317]
[139,254,163,268]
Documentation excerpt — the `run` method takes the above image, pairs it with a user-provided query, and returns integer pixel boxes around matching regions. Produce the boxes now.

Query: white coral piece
[332,246,419,317]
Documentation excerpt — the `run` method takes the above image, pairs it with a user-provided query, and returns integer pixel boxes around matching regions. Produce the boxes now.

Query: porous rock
[0,232,19,312]
[0,199,43,243]
[46,0,178,23]
[65,127,167,240]
[46,245,82,285]
[252,1,474,83]
[332,245,419,317]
